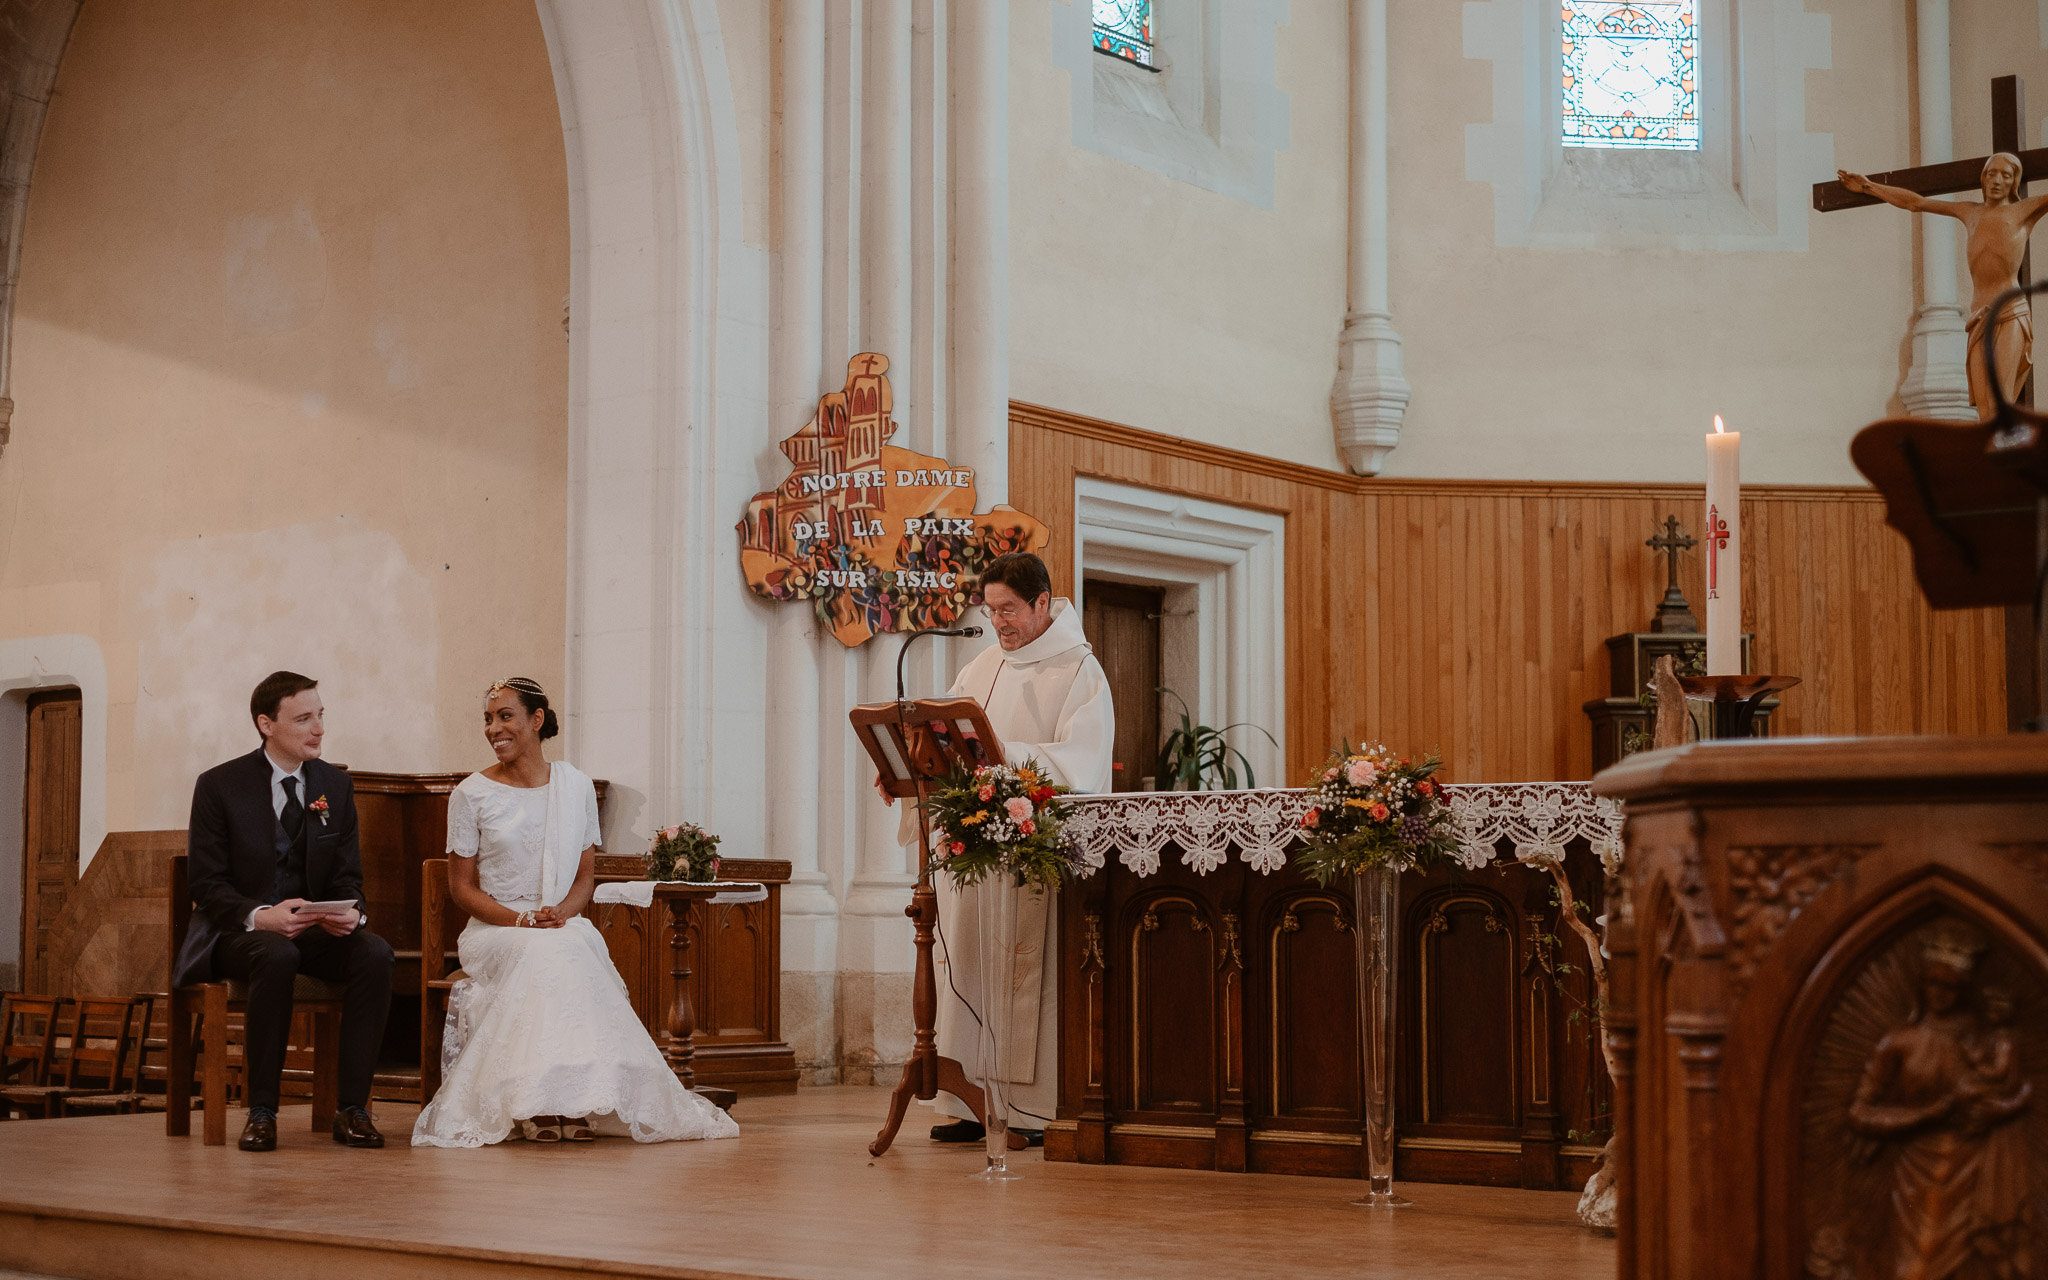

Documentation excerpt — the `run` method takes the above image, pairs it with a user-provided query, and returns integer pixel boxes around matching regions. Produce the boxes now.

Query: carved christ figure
[1839,154,2048,421]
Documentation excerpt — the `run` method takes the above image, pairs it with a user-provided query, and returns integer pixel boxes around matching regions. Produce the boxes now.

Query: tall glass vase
[971,869,1024,1181]
[1352,865,1411,1207]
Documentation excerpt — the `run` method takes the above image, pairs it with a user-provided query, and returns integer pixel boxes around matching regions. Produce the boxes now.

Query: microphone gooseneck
[896,626,982,702]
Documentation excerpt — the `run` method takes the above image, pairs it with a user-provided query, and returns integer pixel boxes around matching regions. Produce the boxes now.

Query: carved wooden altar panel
[1054,840,1608,1188]
[1265,891,1355,1127]
[1596,735,2048,1280]
[1412,887,1519,1130]
[1126,893,1218,1118]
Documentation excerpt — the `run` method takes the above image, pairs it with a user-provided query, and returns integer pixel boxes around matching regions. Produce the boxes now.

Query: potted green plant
[1154,688,1278,790]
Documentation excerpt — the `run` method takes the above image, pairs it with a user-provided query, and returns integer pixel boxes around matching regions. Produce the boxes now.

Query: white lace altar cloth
[1061,783,1623,878]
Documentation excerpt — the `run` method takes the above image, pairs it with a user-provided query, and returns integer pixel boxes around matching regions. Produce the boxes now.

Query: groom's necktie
[280,776,306,843]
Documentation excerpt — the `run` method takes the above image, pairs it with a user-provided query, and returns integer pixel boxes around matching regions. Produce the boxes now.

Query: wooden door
[1081,580,1162,792]
[22,690,81,992]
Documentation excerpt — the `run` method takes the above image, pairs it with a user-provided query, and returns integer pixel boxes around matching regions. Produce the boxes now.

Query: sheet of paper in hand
[292,900,358,917]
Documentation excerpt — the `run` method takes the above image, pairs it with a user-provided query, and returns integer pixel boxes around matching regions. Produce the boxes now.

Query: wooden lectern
[849,696,1026,1155]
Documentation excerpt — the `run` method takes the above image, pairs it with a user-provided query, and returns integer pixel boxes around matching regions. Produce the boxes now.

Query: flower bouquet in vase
[924,761,1080,1180]
[1294,744,1460,1208]
[646,823,720,883]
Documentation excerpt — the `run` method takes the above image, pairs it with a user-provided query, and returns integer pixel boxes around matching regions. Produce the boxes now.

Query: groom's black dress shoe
[332,1106,385,1148]
[930,1119,985,1143]
[239,1107,278,1152]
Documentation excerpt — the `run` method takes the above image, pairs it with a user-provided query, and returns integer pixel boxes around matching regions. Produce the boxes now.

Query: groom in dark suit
[174,670,394,1151]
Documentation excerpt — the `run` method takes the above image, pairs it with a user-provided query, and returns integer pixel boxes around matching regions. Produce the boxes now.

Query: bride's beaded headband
[486,676,547,701]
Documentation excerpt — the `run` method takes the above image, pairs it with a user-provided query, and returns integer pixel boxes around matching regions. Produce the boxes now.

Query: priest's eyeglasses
[979,603,1030,622]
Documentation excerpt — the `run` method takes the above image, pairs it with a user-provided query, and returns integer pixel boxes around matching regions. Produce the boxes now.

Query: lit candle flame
[1713,415,1726,434]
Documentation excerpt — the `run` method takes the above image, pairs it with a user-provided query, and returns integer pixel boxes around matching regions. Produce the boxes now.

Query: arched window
[1093,0,1154,69]
[1562,1,1699,151]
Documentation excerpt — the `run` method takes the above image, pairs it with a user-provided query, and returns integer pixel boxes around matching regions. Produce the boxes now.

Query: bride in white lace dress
[410,677,739,1148]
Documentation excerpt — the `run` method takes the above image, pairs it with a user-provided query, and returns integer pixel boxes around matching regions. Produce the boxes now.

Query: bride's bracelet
[515,909,535,928]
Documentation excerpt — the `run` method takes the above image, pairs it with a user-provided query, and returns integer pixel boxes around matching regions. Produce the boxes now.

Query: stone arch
[0,0,82,455]
[534,0,766,848]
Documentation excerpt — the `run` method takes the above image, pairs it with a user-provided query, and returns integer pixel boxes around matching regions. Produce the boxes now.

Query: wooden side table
[592,859,795,1096]
[646,881,742,1113]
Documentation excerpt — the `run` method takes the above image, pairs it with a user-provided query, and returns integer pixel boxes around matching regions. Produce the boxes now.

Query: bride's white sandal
[519,1115,564,1143]
[563,1116,596,1142]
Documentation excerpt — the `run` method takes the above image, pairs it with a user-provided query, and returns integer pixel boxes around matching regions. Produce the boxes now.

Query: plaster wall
[0,0,570,830]
[1009,0,1351,474]
[1952,4,2048,159]
[1006,0,2040,485]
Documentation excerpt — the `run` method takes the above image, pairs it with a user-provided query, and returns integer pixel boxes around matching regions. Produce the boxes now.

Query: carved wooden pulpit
[1596,229,2048,1273]
[1596,730,2048,1280]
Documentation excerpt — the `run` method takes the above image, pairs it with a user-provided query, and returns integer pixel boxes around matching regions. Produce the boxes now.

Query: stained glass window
[1094,0,1154,68]
[1562,1,1699,151]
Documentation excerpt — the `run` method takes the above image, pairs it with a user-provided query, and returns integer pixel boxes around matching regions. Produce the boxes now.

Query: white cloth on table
[918,599,1115,1128]
[409,762,739,1149]
[592,880,770,907]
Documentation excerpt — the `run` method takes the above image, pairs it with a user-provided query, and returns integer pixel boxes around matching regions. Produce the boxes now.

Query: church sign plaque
[736,354,1049,647]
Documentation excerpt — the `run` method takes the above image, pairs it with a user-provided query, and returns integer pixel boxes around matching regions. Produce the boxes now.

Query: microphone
[897,626,983,701]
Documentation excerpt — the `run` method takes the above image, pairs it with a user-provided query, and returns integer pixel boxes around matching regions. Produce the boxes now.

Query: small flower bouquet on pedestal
[924,761,1078,889]
[646,822,720,883]
[1294,743,1460,884]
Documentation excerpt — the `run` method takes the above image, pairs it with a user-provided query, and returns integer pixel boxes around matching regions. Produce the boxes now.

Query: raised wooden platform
[0,1087,1610,1279]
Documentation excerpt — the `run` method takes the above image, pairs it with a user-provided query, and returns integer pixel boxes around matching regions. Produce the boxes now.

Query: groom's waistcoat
[272,810,309,904]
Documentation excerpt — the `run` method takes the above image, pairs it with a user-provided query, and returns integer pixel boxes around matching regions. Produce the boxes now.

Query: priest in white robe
[893,551,1114,1141]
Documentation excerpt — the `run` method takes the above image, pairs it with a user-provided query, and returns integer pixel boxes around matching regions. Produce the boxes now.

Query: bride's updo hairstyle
[486,676,559,741]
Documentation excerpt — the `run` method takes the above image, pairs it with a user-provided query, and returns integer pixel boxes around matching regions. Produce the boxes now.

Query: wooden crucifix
[1817,75,2045,731]
[1815,76,2048,417]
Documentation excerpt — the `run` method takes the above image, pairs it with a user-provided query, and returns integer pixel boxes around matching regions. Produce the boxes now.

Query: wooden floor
[0,1087,1614,1280]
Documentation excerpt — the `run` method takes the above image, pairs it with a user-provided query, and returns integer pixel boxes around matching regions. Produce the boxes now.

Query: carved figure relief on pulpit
[1801,917,2045,1280]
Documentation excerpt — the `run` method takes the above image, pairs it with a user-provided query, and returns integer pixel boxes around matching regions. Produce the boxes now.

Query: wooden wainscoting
[1011,403,2008,783]
[42,831,185,998]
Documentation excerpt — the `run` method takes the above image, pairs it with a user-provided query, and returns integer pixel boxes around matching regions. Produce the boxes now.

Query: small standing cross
[1646,515,1700,634]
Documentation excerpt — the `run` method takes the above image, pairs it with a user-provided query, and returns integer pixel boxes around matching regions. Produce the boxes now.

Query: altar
[1047,783,1624,1191]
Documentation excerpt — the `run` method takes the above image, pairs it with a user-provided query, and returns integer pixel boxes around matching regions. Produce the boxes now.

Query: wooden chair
[165,853,345,1145]
[418,857,468,1105]
[53,995,157,1117]
[0,994,71,1120]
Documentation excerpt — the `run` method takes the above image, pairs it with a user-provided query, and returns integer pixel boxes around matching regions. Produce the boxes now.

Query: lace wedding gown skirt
[410,916,740,1148]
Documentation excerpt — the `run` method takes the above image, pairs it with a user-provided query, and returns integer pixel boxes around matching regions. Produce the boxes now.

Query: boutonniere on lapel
[309,795,331,827]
